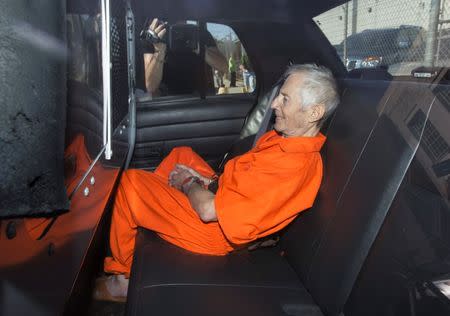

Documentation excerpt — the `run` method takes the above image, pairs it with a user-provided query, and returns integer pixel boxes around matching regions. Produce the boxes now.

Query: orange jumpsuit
[24,134,93,240]
[104,131,326,277]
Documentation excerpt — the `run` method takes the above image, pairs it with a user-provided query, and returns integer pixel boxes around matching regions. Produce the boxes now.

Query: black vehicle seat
[128,69,429,314]
[126,66,439,316]
[281,79,437,314]
[127,230,322,315]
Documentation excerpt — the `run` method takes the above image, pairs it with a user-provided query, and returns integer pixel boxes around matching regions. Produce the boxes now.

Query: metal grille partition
[110,0,129,130]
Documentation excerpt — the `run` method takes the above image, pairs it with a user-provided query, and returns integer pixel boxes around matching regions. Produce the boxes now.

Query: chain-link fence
[314,0,450,75]
[437,0,450,65]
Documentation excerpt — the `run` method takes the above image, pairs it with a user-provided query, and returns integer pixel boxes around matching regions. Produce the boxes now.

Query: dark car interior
[1,0,449,316]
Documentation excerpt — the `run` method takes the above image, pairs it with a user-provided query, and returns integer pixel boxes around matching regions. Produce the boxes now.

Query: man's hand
[174,164,214,185]
[145,18,167,55]
[169,164,217,222]
[168,167,193,191]
[143,18,167,94]
[148,18,167,48]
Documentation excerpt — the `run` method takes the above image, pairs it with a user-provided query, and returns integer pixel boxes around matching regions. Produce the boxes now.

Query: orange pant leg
[25,134,91,239]
[154,146,216,180]
[104,147,231,277]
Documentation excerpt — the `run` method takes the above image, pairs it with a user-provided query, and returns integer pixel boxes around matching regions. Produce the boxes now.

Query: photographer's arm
[144,43,166,95]
[143,18,167,95]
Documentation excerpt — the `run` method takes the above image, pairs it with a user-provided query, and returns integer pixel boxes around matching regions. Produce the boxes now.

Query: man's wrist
[142,42,166,55]
[154,42,166,52]
[181,176,205,194]
[181,176,196,194]
[153,44,166,63]
[204,174,218,186]
[210,174,219,183]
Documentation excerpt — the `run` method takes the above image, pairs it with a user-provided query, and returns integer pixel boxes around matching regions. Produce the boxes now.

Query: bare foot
[93,274,129,303]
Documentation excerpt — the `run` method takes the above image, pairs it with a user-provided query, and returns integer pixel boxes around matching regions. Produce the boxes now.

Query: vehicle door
[131,16,258,170]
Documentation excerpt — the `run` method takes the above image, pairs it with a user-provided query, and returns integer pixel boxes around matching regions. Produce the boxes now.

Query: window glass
[141,19,256,98]
[142,19,201,98]
[66,13,103,151]
[206,22,256,95]
[67,14,102,90]
[314,0,450,76]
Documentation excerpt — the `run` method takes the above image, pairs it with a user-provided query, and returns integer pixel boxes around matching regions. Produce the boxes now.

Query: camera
[169,24,199,53]
[140,18,200,53]
[139,19,167,45]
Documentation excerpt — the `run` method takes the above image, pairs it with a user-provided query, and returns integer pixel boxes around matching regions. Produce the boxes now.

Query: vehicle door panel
[131,94,255,170]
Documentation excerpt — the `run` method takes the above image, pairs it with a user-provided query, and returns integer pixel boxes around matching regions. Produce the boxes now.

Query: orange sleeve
[215,152,323,245]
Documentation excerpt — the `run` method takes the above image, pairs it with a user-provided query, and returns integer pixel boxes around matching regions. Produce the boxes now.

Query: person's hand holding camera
[142,18,167,94]
[141,18,167,55]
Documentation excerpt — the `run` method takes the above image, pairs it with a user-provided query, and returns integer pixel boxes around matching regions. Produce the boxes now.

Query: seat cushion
[127,228,323,316]
[131,286,323,316]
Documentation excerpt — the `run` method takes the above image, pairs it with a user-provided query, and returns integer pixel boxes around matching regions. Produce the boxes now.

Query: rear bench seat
[126,76,437,315]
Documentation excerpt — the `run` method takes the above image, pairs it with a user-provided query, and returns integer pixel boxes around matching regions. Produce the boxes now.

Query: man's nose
[270,95,281,109]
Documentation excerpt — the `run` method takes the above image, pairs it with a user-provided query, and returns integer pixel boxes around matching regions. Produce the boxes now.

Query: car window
[140,19,202,99]
[314,0,450,76]
[206,22,256,95]
[141,19,256,99]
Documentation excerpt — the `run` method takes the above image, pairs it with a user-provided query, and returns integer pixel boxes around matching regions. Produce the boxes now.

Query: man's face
[270,73,313,137]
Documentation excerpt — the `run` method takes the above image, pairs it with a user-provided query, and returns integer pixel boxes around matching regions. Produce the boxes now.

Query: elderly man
[94,64,339,302]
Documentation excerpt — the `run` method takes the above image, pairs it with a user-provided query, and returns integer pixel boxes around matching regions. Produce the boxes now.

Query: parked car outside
[336,25,426,72]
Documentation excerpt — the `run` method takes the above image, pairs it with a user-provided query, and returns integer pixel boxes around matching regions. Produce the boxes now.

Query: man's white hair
[284,64,340,125]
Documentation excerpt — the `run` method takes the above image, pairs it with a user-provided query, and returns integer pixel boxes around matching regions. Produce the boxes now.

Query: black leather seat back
[345,83,450,316]
[239,86,276,139]
[281,78,392,279]
[282,80,438,315]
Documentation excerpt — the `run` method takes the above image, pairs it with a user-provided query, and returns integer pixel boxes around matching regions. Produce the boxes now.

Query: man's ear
[309,104,326,123]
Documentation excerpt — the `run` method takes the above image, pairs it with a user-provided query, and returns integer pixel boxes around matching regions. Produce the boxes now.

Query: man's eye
[283,97,288,105]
